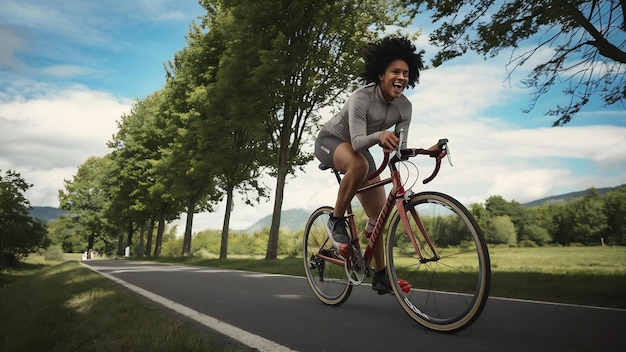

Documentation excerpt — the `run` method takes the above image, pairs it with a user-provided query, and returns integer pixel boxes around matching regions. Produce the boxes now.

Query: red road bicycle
[303,134,490,332]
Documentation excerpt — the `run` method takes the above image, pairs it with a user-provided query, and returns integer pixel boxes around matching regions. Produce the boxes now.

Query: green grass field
[153,245,626,308]
[489,246,626,274]
[488,246,626,307]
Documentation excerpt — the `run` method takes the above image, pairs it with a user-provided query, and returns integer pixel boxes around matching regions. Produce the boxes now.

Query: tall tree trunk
[154,205,167,258]
[126,222,133,249]
[182,196,196,257]
[146,218,155,257]
[266,115,294,259]
[87,232,95,251]
[117,234,124,256]
[266,161,288,259]
[137,221,146,257]
[220,185,235,259]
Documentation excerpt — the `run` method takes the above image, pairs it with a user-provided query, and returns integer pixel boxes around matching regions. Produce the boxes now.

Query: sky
[1,0,625,232]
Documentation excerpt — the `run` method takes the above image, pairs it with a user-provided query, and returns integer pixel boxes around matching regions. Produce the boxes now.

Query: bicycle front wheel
[303,206,352,306]
[386,192,490,332]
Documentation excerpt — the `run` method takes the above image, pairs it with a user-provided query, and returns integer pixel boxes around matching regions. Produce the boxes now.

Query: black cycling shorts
[314,130,376,175]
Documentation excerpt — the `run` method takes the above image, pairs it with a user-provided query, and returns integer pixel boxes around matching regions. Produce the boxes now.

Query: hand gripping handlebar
[393,138,449,184]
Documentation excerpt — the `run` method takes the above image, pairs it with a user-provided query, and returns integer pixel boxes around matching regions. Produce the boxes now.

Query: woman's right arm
[347,92,381,151]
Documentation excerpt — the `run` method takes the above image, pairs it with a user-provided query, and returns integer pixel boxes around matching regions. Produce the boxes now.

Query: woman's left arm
[395,98,412,149]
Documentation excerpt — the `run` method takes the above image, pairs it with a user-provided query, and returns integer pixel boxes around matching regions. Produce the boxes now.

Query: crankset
[344,244,366,285]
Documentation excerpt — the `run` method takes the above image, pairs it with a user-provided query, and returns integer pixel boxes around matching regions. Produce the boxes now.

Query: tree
[521,205,558,245]
[603,186,626,245]
[47,216,88,253]
[405,0,625,125]
[59,157,115,255]
[518,223,551,246]
[0,170,48,266]
[107,99,160,257]
[570,188,609,244]
[552,201,577,245]
[204,0,416,259]
[484,215,517,245]
[484,195,513,217]
[165,19,267,259]
[107,92,185,257]
[485,195,527,236]
[469,202,490,231]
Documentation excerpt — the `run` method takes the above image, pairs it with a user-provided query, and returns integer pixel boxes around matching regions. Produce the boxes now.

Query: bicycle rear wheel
[303,206,352,306]
[386,192,490,332]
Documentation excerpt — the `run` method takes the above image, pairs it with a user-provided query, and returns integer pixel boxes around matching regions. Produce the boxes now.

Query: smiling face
[378,59,410,102]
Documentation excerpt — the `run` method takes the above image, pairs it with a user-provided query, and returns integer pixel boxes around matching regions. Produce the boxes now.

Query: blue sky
[1,0,625,231]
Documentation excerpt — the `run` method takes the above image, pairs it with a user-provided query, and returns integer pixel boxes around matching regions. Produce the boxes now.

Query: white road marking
[81,262,297,352]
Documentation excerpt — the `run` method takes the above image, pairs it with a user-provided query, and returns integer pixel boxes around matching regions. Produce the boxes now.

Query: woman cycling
[314,35,427,294]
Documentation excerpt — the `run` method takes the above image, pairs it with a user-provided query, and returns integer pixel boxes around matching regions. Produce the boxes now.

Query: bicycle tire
[386,192,490,332]
[303,206,352,306]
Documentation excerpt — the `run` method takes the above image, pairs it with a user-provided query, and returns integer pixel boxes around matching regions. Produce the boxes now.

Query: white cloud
[0,84,131,206]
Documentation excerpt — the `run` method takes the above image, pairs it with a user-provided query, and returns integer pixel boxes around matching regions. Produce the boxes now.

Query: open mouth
[393,82,404,90]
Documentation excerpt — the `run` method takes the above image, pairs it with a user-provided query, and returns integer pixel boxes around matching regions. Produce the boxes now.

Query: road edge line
[81,262,296,352]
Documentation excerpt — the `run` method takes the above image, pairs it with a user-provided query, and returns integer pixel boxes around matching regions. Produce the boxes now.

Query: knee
[350,156,369,180]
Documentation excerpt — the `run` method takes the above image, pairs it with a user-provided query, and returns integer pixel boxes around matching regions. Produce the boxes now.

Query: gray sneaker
[326,215,350,258]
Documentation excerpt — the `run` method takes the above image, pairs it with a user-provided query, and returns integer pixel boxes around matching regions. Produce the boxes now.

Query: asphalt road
[83,260,624,352]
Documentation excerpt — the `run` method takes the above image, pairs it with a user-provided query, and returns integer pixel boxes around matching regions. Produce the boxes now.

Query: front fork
[396,196,440,263]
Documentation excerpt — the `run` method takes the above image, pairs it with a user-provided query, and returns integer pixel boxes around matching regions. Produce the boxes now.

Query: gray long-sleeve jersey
[321,83,412,151]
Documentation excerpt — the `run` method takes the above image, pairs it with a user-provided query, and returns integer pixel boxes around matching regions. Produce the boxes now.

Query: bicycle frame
[316,147,445,272]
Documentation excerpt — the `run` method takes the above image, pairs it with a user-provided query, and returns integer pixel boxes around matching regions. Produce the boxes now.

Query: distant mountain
[29,206,66,223]
[245,208,311,233]
[522,185,623,207]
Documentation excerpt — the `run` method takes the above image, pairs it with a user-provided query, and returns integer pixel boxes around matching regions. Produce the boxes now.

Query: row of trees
[472,187,626,247]
[54,0,416,259]
[136,186,626,259]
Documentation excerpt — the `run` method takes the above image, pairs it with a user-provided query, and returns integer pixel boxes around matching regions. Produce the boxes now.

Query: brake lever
[438,138,453,166]
[422,138,451,184]
[396,128,405,160]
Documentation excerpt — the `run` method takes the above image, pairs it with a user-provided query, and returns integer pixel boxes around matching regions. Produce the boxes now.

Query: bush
[192,248,213,258]
[43,248,64,261]
[484,215,517,246]
[520,224,551,246]
[518,239,538,248]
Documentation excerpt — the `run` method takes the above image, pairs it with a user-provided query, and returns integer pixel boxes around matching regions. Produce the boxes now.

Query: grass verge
[148,246,626,309]
[0,258,248,352]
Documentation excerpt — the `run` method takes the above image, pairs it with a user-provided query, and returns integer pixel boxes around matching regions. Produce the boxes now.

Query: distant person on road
[315,35,438,294]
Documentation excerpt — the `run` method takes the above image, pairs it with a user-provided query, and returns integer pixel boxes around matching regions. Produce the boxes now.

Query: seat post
[333,169,342,184]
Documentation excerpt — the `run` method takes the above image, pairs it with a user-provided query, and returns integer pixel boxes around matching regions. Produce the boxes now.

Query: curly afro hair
[362,35,424,88]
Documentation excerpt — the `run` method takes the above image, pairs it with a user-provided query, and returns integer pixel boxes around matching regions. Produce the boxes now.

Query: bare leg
[332,143,387,272]
[331,142,369,217]
[356,176,387,271]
